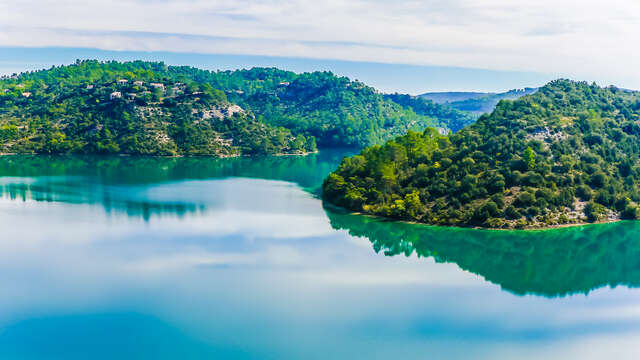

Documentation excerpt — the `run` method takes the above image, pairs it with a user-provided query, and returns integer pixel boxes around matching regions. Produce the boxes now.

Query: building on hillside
[86,85,94,90]
[117,79,129,85]
[110,91,122,100]
[125,93,137,100]
[278,81,290,87]
[133,81,144,86]
[150,83,165,90]
[21,92,31,98]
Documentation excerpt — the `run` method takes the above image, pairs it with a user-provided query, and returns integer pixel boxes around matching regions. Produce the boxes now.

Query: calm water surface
[1,152,640,359]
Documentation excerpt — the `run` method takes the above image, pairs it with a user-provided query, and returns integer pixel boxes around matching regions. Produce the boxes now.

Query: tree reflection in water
[327,206,640,297]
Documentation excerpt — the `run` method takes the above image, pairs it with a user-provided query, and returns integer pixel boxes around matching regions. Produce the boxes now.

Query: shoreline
[324,204,623,232]
[0,150,318,158]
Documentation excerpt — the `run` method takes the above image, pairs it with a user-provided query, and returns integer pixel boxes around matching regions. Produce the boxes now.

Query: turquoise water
[1,152,640,359]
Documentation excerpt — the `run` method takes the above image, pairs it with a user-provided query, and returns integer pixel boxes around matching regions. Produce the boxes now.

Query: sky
[0,0,638,93]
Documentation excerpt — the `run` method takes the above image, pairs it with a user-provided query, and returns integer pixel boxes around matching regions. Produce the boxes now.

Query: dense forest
[0,61,314,156]
[324,80,640,229]
[0,60,470,155]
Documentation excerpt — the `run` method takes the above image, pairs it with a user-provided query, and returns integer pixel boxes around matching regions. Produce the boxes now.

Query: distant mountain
[420,88,538,117]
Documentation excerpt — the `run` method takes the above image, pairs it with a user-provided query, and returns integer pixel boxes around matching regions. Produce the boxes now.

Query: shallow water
[1,152,640,359]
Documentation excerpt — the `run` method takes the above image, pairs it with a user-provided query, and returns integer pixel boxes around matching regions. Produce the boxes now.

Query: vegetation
[0,60,472,155]
[0,61,315,156]
[420,88,538,117]
[323,80,640,229]
[384,93,475,132]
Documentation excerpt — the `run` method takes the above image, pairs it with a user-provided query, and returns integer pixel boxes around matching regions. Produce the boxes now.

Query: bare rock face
[199,104,246,120]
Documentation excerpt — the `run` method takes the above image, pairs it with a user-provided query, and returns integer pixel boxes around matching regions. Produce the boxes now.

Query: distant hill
[419,91,489,104]
[0,60,477,156]
[383,94,475,133]
[420,88,538,117]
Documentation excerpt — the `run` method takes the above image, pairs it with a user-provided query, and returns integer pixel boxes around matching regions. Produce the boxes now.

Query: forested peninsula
[323,80,640,229]
[0,60,470,156]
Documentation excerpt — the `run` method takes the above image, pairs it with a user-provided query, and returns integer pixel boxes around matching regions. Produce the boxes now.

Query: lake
[1,151,640,359]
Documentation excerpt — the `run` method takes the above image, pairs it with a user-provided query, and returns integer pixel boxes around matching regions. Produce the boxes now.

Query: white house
[116,79,129,85]
[21,92,32,98]
[133,81,144,86]
[125,93,137,100]
[150,83,165,90]
[110,91,122,100]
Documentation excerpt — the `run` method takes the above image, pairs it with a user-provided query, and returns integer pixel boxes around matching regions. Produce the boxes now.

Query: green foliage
[324,80,640,229]
[384,94,475,132]
[0,60,473,154]
[524,147,536,170]
[0,61,318,156]
[584,202,607,222]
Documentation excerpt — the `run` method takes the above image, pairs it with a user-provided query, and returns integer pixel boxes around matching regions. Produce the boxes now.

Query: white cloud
[1,0,640,87]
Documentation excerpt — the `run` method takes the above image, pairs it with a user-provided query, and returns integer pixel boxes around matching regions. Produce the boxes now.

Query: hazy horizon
[0,46,557,95]
[2,1,640,92]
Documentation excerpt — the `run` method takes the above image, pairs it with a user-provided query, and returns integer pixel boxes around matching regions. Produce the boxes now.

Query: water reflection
[327,208,640,297]
[0,151,350,220]
[0,151,349,188]
[2,154,640,358]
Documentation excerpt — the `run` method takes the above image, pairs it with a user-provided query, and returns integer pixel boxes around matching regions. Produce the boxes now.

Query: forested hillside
[0,61,314,155]
[0,60,471,155]
[384,94,475,133]
[177,66,462,147]
[421,88,538,117]
[324,80,640,229]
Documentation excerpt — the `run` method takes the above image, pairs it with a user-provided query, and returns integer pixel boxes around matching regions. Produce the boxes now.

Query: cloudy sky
[1,0,639,91]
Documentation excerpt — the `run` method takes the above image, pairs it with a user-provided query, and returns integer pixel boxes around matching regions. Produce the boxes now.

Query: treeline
[323,80,640,229]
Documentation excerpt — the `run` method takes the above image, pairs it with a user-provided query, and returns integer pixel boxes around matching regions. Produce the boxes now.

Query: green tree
[524,146,535,170]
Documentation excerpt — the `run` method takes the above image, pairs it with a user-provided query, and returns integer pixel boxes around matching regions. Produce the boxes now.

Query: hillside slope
[384,94,475,133]
[0,61,314,155]
[0,60,472,155]
[324,80,640,229]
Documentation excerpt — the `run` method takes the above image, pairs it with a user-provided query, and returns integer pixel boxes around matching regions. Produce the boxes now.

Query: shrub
[622,204,639,220]
[514,192,536,207]
[504,205,521,219]
[584,202,606,222]
[576,185,592,201]
[588,172,607,188]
